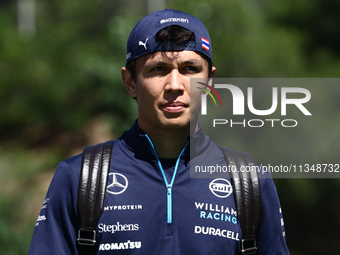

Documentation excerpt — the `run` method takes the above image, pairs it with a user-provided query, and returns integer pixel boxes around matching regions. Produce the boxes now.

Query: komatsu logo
[99,240,141,251]
[209,178,233,198]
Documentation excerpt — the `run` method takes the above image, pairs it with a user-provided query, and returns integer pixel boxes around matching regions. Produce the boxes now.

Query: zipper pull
[167,184,172,223]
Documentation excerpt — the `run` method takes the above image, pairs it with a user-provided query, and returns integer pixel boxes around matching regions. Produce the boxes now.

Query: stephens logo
[98,222,139,234]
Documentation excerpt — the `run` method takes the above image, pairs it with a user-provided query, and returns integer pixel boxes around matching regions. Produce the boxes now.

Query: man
[28,9,289,254]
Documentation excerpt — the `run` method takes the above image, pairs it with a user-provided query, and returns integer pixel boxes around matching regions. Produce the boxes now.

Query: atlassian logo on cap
[160,18,189,24]
[201,37,209,51]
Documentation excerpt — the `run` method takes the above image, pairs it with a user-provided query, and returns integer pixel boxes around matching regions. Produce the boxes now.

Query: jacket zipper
[145,135,189,224]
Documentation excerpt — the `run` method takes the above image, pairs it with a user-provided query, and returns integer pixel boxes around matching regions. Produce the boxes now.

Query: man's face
[122,50,214,133]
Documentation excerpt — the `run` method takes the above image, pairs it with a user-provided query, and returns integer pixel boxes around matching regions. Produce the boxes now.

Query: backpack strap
[218,146,262,255]
[77,140,114,252]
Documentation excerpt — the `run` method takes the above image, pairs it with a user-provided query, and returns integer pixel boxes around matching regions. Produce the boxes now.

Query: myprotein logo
[198,83,312,128]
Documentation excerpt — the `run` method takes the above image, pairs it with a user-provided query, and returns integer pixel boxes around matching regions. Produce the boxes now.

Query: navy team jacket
[28,121,289,254]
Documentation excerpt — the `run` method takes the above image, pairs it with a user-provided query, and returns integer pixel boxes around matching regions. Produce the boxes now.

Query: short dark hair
[126,25,213,82]
[156,25,195,41]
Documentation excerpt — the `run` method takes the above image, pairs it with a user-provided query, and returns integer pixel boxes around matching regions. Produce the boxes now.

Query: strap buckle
[241,237,257,255]
[77,228,96,246]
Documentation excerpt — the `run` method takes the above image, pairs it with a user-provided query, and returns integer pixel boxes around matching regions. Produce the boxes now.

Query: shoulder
[57,139,122,182]
[44,153,83,200]
[52,153,83,184]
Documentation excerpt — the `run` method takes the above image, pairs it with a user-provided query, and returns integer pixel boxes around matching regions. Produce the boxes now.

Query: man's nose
[165,69,184,92]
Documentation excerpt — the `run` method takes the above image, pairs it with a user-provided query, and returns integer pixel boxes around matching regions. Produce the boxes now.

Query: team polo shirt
[28,121,289,255]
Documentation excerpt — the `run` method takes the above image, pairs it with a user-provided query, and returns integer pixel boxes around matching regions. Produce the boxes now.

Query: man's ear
[206,66,217,86]
[211,66,216,77]
[121,67,137,98]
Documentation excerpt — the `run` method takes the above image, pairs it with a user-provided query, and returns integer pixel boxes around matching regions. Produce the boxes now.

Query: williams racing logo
[209,178,233,198]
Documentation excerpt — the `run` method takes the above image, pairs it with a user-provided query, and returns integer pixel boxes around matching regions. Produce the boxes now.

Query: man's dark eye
[184,66,198,71]
[152,66,165,71]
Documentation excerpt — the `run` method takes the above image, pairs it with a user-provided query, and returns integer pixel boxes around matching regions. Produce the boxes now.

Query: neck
[139,121,197,158]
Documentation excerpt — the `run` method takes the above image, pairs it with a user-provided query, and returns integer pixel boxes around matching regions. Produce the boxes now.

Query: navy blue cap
[126,8,212,64]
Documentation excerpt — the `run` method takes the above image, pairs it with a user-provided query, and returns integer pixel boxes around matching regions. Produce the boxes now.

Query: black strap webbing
[77,140,114,253]
[219,146,262,255]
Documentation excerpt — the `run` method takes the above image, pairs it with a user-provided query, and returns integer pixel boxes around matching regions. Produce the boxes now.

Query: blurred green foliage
[0,0,139,146]
[0,0,339,254]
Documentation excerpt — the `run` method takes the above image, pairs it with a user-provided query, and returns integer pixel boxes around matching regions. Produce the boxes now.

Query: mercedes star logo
[107,173,128,195]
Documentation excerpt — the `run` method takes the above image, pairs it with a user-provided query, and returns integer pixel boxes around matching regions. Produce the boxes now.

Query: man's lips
[161,102,188,112]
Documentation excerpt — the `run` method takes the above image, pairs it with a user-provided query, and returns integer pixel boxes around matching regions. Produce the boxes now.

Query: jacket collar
[120,120,211,160]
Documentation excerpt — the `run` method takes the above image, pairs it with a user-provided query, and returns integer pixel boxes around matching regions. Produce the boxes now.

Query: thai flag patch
[201,37,210,51]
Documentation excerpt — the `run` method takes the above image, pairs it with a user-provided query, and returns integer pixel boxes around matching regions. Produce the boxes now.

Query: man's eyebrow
[182,59,203,65]
[145,59,203,66]
[147,61,169,66]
